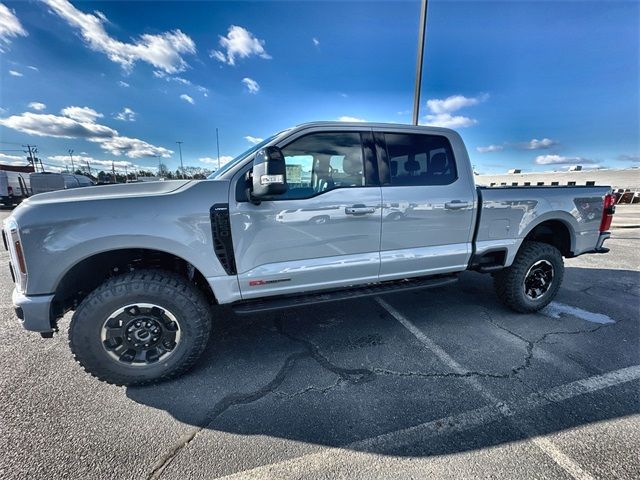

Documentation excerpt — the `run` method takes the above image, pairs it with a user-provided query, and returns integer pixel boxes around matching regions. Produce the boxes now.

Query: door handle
[444,200,470,210]
[345,204,376,216]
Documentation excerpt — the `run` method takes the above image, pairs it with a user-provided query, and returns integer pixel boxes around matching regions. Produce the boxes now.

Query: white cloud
[244,136,263,145]
[156,74,209,96]
[27,65,38,71]
[9,70,22,77]
[0,3,27,50]
[242,77,260,94]
[0,112,115,139]
[618,154,640,163]
[28,102,47,111]
[114,107,136,122]
[180,94,194,104]
[199,155,233,166]
[91,135,172,158]
[60,106,103,123]
[118,80,130,87]
[476,144,503,153]
[426,94,488,114]
[312,37,320,47]
[525,138,558,150]
[210,25,271,66]
[422,94,487,128]
[0,109,171,159]
[534,154,596,165]
[44,0,196,74]
[338,116,367,122]
[423,113,477,128]
[0,152,26,162]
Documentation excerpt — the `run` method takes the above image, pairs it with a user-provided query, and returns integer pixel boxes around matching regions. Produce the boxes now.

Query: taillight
[599,193,616,232]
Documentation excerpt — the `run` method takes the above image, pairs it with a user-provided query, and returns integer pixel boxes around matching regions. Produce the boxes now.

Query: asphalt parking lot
[1,206,638,479]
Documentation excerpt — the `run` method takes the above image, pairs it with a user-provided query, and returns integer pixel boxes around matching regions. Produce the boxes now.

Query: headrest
[314,158,330,175]
[431,153,448,174]
[404,159,420,172]
[343,156,362,175]
[390,160,398,176]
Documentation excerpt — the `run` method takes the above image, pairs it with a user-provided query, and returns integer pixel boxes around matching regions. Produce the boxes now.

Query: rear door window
[383,133,457,186]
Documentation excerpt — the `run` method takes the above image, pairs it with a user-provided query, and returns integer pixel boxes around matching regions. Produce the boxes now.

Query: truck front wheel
[69,270,212,386]
[493,241,564,313]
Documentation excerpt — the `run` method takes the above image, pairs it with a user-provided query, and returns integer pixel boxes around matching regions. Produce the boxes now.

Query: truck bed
[474,185,611,266]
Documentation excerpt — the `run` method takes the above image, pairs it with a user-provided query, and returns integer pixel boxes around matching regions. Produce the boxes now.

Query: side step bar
[232,274,458,315]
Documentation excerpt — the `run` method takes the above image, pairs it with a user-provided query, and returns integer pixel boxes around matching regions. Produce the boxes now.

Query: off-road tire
[494,241,564,313]
[69,270,212,386]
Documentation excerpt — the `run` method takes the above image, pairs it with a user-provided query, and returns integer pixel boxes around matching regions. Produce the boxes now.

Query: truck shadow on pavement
[126,267,639,458]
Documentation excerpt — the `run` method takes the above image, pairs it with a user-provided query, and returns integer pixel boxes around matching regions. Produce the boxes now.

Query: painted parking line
[541,301,615,324]
[375,297,595,480]
[215,364,640,479]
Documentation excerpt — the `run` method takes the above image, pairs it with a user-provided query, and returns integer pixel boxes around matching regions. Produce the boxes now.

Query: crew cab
[3,122,615,385]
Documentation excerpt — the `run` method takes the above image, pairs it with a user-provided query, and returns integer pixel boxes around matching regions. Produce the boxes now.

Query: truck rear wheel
[69,270,212,386]
[493,241,564,313]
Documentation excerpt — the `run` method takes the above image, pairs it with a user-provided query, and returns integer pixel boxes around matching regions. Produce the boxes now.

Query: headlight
[4,218,27,293]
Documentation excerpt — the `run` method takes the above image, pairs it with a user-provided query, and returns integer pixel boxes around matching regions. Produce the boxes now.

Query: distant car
[4,121,615,386]
[0,170,31,207]
[29,172,94,195]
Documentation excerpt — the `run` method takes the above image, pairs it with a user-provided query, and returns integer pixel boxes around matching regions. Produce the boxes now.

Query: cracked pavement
[1,209,639,479]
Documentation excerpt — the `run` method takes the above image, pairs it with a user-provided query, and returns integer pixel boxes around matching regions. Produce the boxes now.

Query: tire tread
[68,270,212,386]
[494,241,564,313]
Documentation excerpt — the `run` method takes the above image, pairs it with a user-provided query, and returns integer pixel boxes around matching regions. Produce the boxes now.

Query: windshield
[207,134,279,179]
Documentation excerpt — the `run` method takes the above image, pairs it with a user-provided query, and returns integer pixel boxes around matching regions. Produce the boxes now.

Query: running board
[232,275,458,315]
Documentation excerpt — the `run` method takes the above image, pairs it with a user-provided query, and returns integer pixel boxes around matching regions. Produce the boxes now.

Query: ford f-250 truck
[3,122,615,385]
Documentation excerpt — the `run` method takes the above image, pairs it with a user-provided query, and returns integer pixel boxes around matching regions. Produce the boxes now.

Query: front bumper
[12,289,55,333]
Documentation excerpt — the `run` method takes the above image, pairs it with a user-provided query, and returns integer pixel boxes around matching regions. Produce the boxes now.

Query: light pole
[68,149,75,173]
[176,141,184,179]
[412,0,429,126]
[216,128,221,171]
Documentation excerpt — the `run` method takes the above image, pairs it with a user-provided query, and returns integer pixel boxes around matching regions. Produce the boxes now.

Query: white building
[475,167,639,190]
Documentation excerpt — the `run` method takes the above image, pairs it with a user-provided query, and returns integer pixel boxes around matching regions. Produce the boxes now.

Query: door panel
[376,131,476,280]
[229,129,382,300]
[231,188,381,299]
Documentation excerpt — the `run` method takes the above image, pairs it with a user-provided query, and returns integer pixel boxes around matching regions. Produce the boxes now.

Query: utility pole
[176,141,184,179]
[111,160,116,183]
[22,144,37,171]
[215,128,221,171]
[68,149,75,173]
[86,160,92,177]
[412,0,429,126]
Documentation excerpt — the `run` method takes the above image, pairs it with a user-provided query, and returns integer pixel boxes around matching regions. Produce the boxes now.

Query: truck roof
[291,121,457,135]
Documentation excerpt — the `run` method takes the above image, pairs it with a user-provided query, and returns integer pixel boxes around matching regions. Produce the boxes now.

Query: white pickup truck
[3,122,614,385]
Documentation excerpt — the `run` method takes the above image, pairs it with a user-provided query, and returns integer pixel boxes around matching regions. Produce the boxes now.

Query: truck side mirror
[249,146,288,203]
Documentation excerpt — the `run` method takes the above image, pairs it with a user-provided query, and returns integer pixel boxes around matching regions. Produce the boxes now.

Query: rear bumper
[12,289,55,333]
[593,231,611,253]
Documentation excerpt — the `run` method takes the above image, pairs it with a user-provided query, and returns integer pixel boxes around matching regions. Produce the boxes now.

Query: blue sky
[0,0,638,175]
